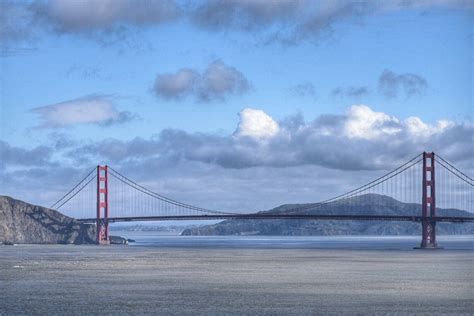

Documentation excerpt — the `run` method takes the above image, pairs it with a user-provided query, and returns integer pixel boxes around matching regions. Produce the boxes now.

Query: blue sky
[0,0,472,212]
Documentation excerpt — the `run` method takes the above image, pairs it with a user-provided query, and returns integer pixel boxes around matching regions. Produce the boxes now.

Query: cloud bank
[2,0,471,53]
[2,104,472,211]
[65,105,472,171]
[190,0,473,45]
[0,141,53,168]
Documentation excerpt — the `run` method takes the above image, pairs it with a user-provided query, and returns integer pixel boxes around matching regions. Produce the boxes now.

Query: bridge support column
[417,152,440,249]
[96,165,110,245]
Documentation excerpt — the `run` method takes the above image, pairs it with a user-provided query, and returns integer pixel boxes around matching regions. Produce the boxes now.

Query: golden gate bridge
[50,152,474,248]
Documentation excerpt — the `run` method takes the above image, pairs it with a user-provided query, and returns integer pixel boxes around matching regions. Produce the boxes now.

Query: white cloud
[31,95,135,128]
[343,105,401,139]
[234,108,280,140]
[341,105,455,140]
[404,117,454,138]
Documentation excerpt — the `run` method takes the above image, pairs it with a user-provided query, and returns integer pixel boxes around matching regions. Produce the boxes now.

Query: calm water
[114,232,474,250]
[3,235,473,314]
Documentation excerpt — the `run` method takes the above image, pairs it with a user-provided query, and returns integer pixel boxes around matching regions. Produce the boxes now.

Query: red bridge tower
[419,152,438,249]
[96,165,110,244]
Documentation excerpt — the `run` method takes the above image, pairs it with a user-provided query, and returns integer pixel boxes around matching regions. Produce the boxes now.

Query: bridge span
[52,152,473,248]
[78,214,474,224]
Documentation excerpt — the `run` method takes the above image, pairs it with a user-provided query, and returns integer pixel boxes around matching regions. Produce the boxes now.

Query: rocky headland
[0,195,95,244]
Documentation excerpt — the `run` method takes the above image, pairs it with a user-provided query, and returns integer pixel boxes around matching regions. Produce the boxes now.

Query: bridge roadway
[77,214,474,224]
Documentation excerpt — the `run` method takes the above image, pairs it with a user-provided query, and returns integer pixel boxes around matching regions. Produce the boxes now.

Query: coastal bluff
[0,196,95,244]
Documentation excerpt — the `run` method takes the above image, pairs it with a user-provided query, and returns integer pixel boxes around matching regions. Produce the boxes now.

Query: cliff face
[0,196,95,244]
[182,194,474,236]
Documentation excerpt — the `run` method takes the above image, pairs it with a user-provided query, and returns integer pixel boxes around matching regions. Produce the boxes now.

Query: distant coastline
[181,194,474,236]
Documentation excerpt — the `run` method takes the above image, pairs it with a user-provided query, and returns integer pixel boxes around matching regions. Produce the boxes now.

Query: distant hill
[182,194,474,236]
[0,196,95,244]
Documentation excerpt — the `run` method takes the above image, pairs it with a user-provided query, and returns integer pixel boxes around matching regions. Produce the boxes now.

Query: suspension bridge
[51,152,474,248]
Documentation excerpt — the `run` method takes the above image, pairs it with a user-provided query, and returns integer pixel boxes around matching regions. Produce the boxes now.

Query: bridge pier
[416,152,441,249]
[418,219,439,249]
[96,165,110,245]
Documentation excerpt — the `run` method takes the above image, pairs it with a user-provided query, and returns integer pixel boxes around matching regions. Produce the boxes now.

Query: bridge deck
[77,214,474,224]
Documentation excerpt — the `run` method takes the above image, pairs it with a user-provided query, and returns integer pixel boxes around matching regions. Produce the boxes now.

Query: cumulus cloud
[154,60,250,102]
[234,108,280,140]
[198,60,251,101]
[31,95,137,128]
[378,69,428,99]
[332,86,370,98]
[154,68,199,100]
[65,105,472,171]
[343,105,401,139]
[404,116,455,138]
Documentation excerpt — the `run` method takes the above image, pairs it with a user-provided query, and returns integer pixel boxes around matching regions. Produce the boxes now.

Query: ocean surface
[115,232,474,250]
[2,235,473,314]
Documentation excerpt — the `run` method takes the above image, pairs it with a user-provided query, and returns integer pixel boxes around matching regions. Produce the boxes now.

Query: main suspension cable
[274,155,423,214]
[107,167,236,215]
[50,167,97,209]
